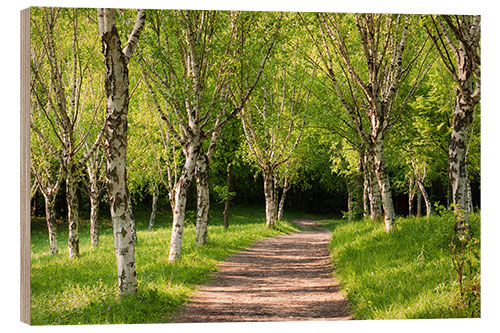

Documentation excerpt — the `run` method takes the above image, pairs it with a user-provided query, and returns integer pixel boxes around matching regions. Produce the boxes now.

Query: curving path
[171,219,352,322]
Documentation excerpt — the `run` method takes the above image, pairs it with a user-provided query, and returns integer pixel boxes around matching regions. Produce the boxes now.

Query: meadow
[320,210,481,319]
[30,206,299,325]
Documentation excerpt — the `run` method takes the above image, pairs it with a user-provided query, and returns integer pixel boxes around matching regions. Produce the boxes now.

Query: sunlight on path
[172,219,351,322]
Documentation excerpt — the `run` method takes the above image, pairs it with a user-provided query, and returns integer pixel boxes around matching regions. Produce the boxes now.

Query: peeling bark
[355,156,365,219]
[89,188,100,248]
[44,194,58,255]
[31,163,62,255]
[195,154,209,245]
[128,195,137,243]
[148,183,159,231]
[364,153,383,220]
[372,137,395,232]
[417,191,422,218]
[169,142,200,262]
[263,168,275,227]
[449,96,473,237]
[98,8,145,297]
[426,15,480,240]
[85,152,104,249]
[346,180,353,221]
[363,176,369,217]
[277,177,289,222]
[408,177,415,217]
[417,180,432,217]
[66,170,79,258]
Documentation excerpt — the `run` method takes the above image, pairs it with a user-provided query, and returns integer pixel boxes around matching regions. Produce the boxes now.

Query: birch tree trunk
[277,178,288,222]
[148,183,159,231]
[223,163,232,229]
[408,177,415,217]
[66,168,80,258]
[98,8,146,297]
[169,143,200,262]
[263,168,275,227]
[89,186,100,249]
[417,180,432,217]
[273,176,279,219]
[86,157,103,249]
[44,9,82,258]
[365,153,383,220]
[355,158,365,219]
[31,163,63,255]
[417,191,422,218]
[426,15,480,240]
[44,194,58,255]
[195,154,210,246]
[363,176,369,217]
[372,137,396,232]
[449,96,473,237]
[128,195,137,243]
[346,179,353,221]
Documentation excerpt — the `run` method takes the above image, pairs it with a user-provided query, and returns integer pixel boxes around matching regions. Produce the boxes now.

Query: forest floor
[171,219,352,322]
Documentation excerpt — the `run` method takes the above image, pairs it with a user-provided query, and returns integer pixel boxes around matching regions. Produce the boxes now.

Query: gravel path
[171,219,352,322]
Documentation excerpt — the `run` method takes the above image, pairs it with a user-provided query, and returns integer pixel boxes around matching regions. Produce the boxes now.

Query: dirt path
[171,219,351,322]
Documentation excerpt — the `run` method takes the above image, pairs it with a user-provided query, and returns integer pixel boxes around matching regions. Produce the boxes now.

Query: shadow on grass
[30,206,300,325]
[317,213,480,319]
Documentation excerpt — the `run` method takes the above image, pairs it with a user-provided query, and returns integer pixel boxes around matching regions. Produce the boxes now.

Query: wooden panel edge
[20,7,31,326]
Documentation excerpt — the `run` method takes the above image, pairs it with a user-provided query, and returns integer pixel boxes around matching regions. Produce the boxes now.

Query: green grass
[319,212,480,319]
[30,206,299,325]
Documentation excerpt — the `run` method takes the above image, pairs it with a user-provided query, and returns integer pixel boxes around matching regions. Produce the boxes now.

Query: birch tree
[31,7,105,257]
[425,15,480,239]
[139,10,277,260]
[127,100,181,231]
[309,13,433,231]
[97,8,146,296]
[82,140,106,248]
[240,57,309,227]
[30,141,63,254]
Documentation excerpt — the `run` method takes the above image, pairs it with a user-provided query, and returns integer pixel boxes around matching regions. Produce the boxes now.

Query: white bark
[363,176,369,217]
[417,180,432,217]
[417,191,422,218]
[98,8,145,297]
[277,178,289,221]
[372,137,395,232]
[85,148,105,249]
[195,154,210,246]
[169,142,200,262]
[408,177,415,217]
[148,183,159,231]
[128,195,137,243]
[427,15,480,240]
[263,168,275,227]
[66,171,79,258]
[364,153,383,220]
[139,10,277,260]
[449,97,472,237]
[89,189,100,248]
[346,180,353,221]
[44,194,58,255]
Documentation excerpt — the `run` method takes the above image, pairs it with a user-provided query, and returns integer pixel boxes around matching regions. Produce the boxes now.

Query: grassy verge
[30,206,299,325]
[319,212,480,319]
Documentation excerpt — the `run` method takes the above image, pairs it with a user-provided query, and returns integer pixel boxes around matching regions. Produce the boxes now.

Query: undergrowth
[319,210,480,319]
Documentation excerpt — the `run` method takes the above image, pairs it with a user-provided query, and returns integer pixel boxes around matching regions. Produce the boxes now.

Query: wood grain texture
[20,7,31,325]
